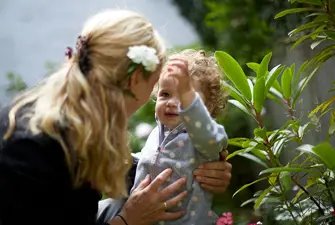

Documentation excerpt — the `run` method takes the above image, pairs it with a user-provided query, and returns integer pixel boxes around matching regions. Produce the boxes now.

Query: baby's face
[155,76,181,129]
[155,75,204,130]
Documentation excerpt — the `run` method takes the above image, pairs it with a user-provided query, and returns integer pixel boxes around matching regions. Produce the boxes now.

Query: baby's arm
[179,92,228,160]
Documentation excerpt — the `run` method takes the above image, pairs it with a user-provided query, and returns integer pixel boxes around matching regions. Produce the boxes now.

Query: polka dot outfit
[131,93,228,225]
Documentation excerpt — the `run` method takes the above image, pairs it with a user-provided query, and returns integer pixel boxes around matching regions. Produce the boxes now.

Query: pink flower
[217,212,233,225]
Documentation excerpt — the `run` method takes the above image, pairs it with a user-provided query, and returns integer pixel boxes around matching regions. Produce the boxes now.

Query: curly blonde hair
[4,9,165,198]
[167,49,228,117]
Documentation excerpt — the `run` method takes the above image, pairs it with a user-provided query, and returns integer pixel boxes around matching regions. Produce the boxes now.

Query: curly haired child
[131,49,229,225]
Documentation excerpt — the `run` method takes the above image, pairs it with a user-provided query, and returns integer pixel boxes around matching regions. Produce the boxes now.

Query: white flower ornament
[127,45,160,77]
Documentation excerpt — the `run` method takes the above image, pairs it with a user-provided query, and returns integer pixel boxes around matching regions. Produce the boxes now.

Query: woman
[0,9,231,225]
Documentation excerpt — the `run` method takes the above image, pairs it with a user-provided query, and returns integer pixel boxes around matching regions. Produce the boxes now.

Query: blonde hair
[164,49,228,117]
[4,9,165,198]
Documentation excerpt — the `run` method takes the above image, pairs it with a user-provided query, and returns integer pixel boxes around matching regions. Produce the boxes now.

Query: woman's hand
[118,169,187,225]
[193,150,232,194]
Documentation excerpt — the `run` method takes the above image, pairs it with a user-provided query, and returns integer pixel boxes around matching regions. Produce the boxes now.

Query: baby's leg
[96,198,127,225]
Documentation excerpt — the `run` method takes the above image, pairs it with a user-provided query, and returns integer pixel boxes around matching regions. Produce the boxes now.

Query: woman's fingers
[135,174,151,191]
[159,190,187,221]
[200,183,229,194]
[195,176,224,187]
[164,191,187,209]
[198,160,229,171]
[220,150,229,161]
[160,210,186,221]
[147,169,173,192]
[159,177,186,200]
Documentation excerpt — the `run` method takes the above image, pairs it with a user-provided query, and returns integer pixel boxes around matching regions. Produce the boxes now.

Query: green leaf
[240,198,257,207]
[290,63,295,77]
[329,123,335,137]
[247,79,254,103]
[312,142,335,170]
[266,93,285,109]
[253,77,266,113]
[254,186,272,209]
[257,52,272,79]
[247,62,260,73]
[254,127,267,139]
[281,68,292,99]
[221,81,248,106]
[215,51,252,101]
[268,174,277,185]
[279,171,292,193]
[311,39,326,50]
[233,176,269,198]
[288,20,325,37]
[272,80,282,92]
[275,8,316,19]
[293,60,309,88]
[239,152,268,168]
[269,87,284,100]
[293,65,321,107]
[260,167,320,175]
[265,65,284,94]
[227,147,253,160]
[295,0,322,5]
[228,99,252,116]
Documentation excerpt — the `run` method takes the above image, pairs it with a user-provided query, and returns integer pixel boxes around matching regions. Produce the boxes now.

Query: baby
[131,50,229,225]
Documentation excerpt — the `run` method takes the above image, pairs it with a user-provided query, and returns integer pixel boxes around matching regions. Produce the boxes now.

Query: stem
[255,110,263,128]
[285,200,299,225]
[286,98,295,121]
[292,177,324,215]
[278,181,299,224]
[325,177,335,209]
[253,106,281,167]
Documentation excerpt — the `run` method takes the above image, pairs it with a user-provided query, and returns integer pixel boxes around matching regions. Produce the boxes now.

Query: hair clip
[65,47,74,60]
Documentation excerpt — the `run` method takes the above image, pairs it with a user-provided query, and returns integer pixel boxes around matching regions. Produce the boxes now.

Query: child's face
[155,75,205,130]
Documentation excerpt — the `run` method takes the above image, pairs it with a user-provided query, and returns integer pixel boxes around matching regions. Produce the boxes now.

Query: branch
[292,177,324,215]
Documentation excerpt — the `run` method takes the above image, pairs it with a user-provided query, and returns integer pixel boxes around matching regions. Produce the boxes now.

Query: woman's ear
[128,68,142,90]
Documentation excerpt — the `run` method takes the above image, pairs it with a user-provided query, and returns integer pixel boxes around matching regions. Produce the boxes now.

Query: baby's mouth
[165,112,179,117]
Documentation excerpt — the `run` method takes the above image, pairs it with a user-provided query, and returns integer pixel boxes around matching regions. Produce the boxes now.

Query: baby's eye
[160,92,169,98]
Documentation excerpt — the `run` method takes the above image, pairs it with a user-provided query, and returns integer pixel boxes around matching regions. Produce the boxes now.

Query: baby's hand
[167,58,195,108]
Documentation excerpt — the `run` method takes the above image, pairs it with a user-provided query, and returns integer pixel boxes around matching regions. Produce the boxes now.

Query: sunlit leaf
[275,8,316,19]
[281,68,293,99]
[247,62,260,73]
[215,51,252,101]
[254,186,272,209]
[257,52,272,79]
[253,77,266,113]
[311,39,326,50]
[288,20,324,37]
[293,0,323,5]
[293,65,321,107]
[247,79,254,103]
[221,81,249,106]
[233,176,269,198]
[279,171,292,193]
[240,198,257,207]
[312,142,335,170]
[239,152,268,168]
[228,99,253,116]
[260,167,320,175]
[227,147,254,160]
[265,65,284,94]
